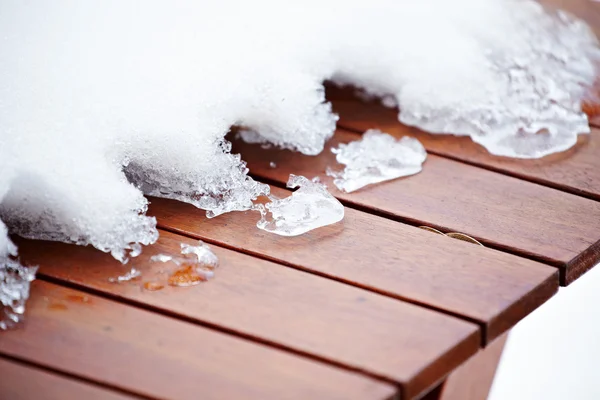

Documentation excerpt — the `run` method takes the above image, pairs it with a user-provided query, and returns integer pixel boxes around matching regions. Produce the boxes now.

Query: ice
[257,175,344,236]
[327,130,427,193]
[108,267,141,283]
[0,254,37,330]
[149,241,219,287]
[150,254,173,263]
[180,242,219,270]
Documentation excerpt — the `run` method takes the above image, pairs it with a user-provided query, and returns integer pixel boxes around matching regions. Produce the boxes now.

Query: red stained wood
[0,280,397,400]
[0,357,136,400]
[231,128,600,285]
[147,193,557,343]
[16,233,479,400]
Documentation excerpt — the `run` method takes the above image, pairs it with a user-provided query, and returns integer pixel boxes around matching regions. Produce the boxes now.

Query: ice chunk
[150,254,173,263]
[257,175,344,236]
[326,130,427,193]
[1,256,37,330]
[180,242,219,270]
[108,267,141,283]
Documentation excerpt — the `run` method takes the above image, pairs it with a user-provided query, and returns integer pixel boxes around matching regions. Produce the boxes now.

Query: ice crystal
[327,130,427,193]
[257,175,344,236]
[1,255,37,330]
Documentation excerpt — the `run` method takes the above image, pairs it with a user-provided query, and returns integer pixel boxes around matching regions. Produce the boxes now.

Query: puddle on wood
[65,294,91,303]
[143,281,165,291]
[168,264,208,287]
[47,301,68,311]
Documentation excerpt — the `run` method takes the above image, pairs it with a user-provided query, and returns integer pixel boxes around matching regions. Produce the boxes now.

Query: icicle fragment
[326,130,427,193]
[256,175,344,236]
[0,257,37,330]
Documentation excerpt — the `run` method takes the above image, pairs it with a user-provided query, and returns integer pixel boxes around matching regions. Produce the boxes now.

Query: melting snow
[256,175,344,236]
[327,130,427,193]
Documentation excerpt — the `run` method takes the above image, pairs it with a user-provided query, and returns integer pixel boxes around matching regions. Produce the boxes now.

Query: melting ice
[0,254,37,330]
[327,130,427,193]
[149,241,219,287]
[257,175,344,236]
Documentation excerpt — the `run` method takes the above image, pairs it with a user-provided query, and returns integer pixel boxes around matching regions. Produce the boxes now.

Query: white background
[489,262,600,399]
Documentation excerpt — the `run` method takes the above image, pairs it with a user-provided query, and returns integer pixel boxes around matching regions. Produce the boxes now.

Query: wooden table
[2,3,600,398]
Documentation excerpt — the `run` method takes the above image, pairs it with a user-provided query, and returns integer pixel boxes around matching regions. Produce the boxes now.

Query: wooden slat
[328,94,600,202]
[148,193,557,343]
[16,233,478,400]
[232,129,600,284]
[0,280,397,400]
[0,357,136,400]
[538,0,600,37]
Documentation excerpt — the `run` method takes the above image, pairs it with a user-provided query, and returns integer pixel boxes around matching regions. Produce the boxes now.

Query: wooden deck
[2,3,600,397]
[2,94,599,398]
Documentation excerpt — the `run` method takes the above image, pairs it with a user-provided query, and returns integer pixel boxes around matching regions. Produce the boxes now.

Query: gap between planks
[19,231,480,399]
[34,272,401,387]
[158,222,488,343]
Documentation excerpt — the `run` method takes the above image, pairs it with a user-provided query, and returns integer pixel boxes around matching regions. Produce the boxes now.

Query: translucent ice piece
[257,175,344,236]
[108,267,141,283]
[1,256,37,330]
[150,254,173,263]
[326,130,427,193]
[180,241,219,270]
[149,241,219,286]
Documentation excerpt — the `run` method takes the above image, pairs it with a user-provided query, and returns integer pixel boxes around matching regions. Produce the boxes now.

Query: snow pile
[327,130,427,193]
[0,1,598,326]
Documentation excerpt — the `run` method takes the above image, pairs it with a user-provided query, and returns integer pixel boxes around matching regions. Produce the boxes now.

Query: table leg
[424,332,508,400]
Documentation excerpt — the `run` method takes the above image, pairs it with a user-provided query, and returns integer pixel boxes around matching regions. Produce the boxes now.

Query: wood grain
[0,357,136,400]
[327,92,600,202]
[147,193,557,343]
[232,129,600,285]
[0,280,397,400]
[538,0,600,37]
[16,233,478,400]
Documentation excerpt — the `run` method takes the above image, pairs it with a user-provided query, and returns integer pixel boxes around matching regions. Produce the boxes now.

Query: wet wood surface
[0,280,397,400]
[232,128,600,285]
[15,231,479,400]
[150,193,558,343]
[0,357,137,400]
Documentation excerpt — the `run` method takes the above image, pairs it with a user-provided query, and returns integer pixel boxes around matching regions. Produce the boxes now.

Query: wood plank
[327,91,600,202]
[0,280,397,400]
[16,233,477,400]
[0,357,136,400]
[538,0,600,38]
[232,129,600,284]
[147,194,557,343]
